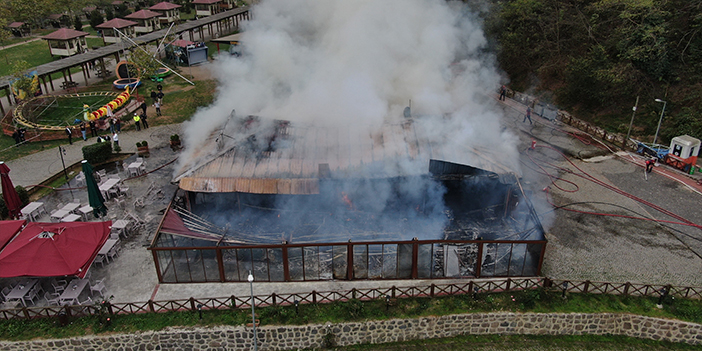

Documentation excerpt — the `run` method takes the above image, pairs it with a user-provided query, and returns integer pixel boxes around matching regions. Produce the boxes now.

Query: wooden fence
[1,277,701,321]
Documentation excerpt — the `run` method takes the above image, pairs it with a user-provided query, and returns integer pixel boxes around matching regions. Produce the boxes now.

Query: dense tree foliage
[486,0,702,144]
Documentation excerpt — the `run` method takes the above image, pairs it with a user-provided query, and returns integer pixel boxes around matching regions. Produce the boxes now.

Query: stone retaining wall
[1,312,700,350]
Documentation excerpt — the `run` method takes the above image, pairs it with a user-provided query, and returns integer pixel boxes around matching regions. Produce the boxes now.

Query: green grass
[31,95,115,127]
[180,10,196,21]
[86,37,104,49]
[160,79,215,124]
[0,290,700,342]
[340,334,702,350]
[0,135,67,162]
[0,40,57,77]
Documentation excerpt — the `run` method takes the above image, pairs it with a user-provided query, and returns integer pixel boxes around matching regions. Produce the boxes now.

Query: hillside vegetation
[485,0,702,144]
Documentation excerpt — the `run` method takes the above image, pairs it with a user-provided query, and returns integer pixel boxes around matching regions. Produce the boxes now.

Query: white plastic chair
[77,296,93,305]
[51,279,67,293]
[93,255,107,268]
[1,287,11,301]
[90,280,106,297]
[23,289,39,306]
[44,291,61,306]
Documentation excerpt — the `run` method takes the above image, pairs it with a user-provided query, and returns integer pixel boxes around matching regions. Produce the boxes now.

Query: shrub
[136,141,142,147]
[142,141,148,147]
[170,134,180,141]
[14,185,29,207]
[113,144,122,153]
[82,142,113,165]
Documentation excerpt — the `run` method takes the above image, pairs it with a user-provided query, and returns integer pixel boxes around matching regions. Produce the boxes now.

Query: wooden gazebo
[149,2,182,25]
[96,18,138,44]
[8,22,30,37]
[192,0,222,17]
[41,28,89,57]
[125,9,162,34]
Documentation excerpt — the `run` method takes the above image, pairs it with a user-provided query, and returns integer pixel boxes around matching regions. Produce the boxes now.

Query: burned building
[149,115,547,283]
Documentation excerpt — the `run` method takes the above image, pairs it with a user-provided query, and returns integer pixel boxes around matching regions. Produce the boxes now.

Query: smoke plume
[176,0,530,242]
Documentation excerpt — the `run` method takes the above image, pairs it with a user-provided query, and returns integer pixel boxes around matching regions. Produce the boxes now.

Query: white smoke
[178,0,519,172]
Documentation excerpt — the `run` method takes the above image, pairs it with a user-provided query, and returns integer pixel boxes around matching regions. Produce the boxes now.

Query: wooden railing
[1,277,700,320]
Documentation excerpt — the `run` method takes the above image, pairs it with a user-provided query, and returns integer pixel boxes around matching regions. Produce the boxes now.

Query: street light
[248,271,258,351]
[653,99,667,147]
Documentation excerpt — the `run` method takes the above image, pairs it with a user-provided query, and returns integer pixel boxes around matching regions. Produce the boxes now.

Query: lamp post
[58,145,68,180]
[653,99,667,147]
[248,271,258,351]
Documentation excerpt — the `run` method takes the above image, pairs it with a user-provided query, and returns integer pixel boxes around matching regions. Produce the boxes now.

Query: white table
[98,239,118,256]
[59,279,89,305]
[20,202,45,222]
[112,219,130,238]
[5,279,39,307]
[50,209,71,222]
[128,161,143,176]
[61,213,81,222]
[78,205,93,221]
[61,202,81,214]
[98,178,121,199]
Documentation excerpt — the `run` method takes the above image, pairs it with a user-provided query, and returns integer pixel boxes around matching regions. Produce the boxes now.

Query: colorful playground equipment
[88,87,131,120]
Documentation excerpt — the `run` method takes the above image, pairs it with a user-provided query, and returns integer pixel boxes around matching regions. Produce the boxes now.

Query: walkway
[4,123,181,189]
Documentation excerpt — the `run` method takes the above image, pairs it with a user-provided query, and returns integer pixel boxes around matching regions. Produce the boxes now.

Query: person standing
[499,85,506,101]
[65,126,73,145]
[156,82,163,92]
[115,117,121,132]
[154,101,161,116]
[150,90,158,103]
[89,120,98,137]
[109,117,115,134]
[523,106,533,124]
[113,132,119,147]
[157,91,164,104]
[140,101,148,115]
[133,113,141,131]
[141,112,149,129]
[79,121,87,141]
[12,130,21,145]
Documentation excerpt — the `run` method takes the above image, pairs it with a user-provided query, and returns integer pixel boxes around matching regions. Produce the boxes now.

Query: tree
[74,15,83,31]
[89,9,104,30]
[7,0,52,28]
[128,47,162,79]
[115,4,129,18]
[11,60,38,101]
[105,7,114,20]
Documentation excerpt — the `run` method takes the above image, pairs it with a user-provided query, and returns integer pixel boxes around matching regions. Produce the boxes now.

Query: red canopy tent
[0,221,111,278]
[0,220,26,250]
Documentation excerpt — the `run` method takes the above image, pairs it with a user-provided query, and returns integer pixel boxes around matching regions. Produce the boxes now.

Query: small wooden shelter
[192,0,222,17]
[41,28,89,57]
[149,2,182,25]
[125,9,162,34]
[96,18,138,44]
[8,22,30,37]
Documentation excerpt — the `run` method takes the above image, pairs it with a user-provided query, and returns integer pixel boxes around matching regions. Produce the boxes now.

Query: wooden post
[82,63,89,86]
[346,242,353,280]
[282,244,290,281]
[475,242,483,277]
[411,239,418,279]
[216,247,225,282]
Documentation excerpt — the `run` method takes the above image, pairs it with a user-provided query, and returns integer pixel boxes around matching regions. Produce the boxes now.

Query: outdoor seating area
[0,221,115,309]
[0,276,109,308]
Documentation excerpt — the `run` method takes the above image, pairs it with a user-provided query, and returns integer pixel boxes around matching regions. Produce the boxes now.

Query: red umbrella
[0,162,22,220]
